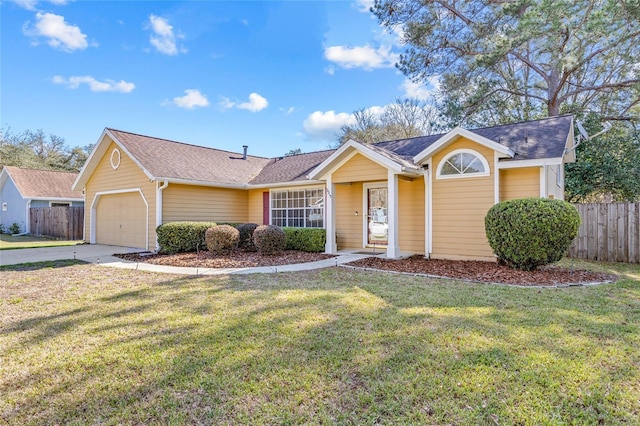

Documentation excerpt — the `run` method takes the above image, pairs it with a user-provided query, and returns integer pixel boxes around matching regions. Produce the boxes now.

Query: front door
[366,186,388,245]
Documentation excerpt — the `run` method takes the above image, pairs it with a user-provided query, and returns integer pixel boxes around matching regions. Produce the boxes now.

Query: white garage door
[95,192,147,249]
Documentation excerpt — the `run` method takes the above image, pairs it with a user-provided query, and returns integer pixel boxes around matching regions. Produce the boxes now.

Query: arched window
[436,149,489,179]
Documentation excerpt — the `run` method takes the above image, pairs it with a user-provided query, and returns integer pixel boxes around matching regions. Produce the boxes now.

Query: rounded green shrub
[237,223,259,251]
[253,225,286,255]
[205,225,239,255]
[485,198,580,271]
[157,221,217,254]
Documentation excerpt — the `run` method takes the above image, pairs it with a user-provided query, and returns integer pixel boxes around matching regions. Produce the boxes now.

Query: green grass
[1,261,639,425]
[0,233,82,250]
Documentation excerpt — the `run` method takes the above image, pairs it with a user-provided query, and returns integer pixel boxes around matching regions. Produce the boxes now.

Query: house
[0,166,84,234]
[73,115,575,260]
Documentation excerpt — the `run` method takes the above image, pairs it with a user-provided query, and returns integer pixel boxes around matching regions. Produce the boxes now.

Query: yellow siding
[398,178,425,254]
[247,189,266,225]
[333,153,387,183]
[431,137,495,260]
[500,167,540,201]
[163,184,248,223]
[84,139,156,249]
[335,183,363,249]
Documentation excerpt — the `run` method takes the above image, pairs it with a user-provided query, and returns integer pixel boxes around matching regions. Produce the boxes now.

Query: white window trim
[436,148,490,180]
[110,148,121,170]
[269,185,325,228]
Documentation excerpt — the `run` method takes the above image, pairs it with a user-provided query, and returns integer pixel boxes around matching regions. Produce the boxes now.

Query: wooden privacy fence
[29,206,84,240]
[568,203,640,263]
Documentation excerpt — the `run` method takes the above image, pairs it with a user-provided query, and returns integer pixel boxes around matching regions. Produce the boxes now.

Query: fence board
[569,202,640,263]
[29,206,84,240]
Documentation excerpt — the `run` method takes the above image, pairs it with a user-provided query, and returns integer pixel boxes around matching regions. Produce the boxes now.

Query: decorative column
[387,170,400,258]
[325,176,337,254]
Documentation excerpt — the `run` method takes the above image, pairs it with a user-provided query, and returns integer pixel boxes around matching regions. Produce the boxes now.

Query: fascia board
[497,157,563,169]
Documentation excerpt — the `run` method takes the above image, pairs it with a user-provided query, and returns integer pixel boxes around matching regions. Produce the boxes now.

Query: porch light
[355,211,358,216]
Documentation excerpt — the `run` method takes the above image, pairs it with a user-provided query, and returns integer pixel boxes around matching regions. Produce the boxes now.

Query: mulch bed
[115,250,335,268]
[346,255,617,286]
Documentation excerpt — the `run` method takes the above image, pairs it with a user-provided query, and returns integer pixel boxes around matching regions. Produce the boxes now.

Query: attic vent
[242,145,248,160]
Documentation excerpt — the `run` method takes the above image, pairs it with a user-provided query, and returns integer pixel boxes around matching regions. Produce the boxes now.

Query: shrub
[205,225,239,254]
[253,225,286,255]
[283,227,326,252]
[9,222,21,235]
[156,221,217,254]
[237,223,259,251]
[485,198,581,271]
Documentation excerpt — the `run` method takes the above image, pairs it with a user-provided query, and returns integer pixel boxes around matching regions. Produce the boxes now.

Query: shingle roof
[249,150,335,185]
[375,115,573,161]
[3,166,82,199]
[108,129,272,185]
[99,116,571,188]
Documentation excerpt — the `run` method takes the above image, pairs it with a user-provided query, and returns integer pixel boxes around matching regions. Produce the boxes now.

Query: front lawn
[0,233,81,250]
[1,261,639,424]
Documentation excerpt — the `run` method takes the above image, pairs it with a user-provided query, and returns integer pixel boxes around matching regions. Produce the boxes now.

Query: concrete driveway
[0,244,144,266]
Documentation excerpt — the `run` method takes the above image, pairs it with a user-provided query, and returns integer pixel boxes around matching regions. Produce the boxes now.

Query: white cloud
[23,12,88,52]
[303,110,356,141]
[400,77,440,101]
[52,75,135,93]
[324,65,336,76]
[12,0,69,10]
[324,45,399,70]
[356,0,375,13]
[148,14,185,55]
[279,106,295,115]
[302,106,385,141]
[219,92,269,112]
[165,89,210,109]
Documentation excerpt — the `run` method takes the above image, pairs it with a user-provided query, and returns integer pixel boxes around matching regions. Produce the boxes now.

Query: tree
[373,0,640,124]
[284,148,303,157]
[337,98,440,145]
[565,117,640,202]
[0,128,90,172]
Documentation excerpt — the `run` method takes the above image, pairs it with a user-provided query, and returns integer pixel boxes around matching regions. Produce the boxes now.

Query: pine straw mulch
[115,250,335,269]
[346,255,617,286]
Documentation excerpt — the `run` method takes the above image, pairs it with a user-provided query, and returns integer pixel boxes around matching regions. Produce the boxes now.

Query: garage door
[95,192,147,249]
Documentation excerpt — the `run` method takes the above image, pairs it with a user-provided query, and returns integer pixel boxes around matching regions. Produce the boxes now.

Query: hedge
[156,221,217,254]
[485,198,581,271]
[282,227,326,252]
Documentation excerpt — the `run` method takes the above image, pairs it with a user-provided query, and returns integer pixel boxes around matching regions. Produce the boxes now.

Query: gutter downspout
[25,199,31,234]
[155,181,169,251]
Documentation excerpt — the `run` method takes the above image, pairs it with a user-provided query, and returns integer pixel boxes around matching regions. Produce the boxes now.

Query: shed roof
[1,166,82,199]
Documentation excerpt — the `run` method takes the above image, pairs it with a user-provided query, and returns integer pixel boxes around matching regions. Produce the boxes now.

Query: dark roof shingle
[250,150,335,185]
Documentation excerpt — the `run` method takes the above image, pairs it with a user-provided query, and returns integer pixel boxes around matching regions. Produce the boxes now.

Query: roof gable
[308,139,421,180]
[413,127,515,163]
[2,166,82,200]
[75,128,272,190]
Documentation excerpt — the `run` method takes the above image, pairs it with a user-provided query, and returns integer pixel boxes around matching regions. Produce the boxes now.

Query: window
[437,149,489,179]
[271,188,324,228]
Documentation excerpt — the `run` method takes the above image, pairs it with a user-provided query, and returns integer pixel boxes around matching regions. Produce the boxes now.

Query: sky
[1,0,436,158]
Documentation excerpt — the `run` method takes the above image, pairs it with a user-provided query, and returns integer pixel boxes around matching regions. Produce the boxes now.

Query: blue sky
[1,0,435,157]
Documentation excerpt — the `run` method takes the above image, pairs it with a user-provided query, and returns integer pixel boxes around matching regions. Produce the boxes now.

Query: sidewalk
[0,244,370,275]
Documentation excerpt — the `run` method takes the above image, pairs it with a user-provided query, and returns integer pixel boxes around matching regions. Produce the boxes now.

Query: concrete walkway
[0,244,370,275]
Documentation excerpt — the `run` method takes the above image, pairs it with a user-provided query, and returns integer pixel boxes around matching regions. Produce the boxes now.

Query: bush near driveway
[485,198,580,271]
[156,221,217,254]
